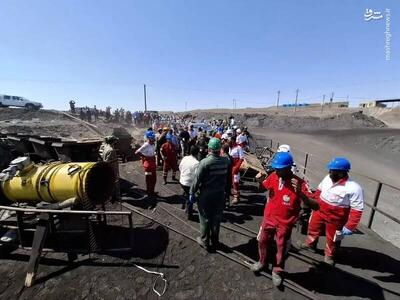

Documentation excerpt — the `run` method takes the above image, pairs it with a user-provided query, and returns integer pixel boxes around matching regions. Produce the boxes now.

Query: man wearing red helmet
[298,157,364,265]
[251,152,319,286]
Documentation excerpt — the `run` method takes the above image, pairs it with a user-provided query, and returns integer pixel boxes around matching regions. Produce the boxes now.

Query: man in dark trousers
[179,126,190,156]
[190,138,231,252]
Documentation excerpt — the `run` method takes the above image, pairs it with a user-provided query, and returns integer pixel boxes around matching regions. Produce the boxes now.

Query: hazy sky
[1,0,399,111]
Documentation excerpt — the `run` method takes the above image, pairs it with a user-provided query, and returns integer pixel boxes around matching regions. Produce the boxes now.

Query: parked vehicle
[191,122,212,132]
[0,94,43,110]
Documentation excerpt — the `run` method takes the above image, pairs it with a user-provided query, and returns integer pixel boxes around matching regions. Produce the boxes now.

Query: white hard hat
[236,128,242,134]
[277,144,291,153]
[233,125,238,129]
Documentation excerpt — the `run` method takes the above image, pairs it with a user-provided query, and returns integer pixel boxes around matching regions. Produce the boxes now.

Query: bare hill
[365,107,400,128]
[0,107,143,141]
[184,110,386,131]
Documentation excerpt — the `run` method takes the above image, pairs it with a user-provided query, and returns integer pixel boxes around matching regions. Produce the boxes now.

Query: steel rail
[0,205,132,215]
[121,201,318,300]
[156,200,400,298]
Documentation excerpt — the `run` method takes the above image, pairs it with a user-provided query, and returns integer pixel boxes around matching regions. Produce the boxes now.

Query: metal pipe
[303,153,309,175]
[0,205,132,215]
[367,182,383,229]
[365,201,400,226]
[1,160,116,206]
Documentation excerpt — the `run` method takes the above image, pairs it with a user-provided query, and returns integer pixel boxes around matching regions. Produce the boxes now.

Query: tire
[25,104,36,110]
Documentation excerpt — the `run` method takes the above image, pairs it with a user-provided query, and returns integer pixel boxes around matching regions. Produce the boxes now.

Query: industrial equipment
[1,157,115,208]
[0,157,133,287]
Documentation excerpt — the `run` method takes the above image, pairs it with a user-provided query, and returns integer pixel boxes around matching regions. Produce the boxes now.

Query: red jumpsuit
[258,173,313,274]
[306,175,363,258]
[136,142,157,196]
[161,141,178,180]
[229,144,244,201]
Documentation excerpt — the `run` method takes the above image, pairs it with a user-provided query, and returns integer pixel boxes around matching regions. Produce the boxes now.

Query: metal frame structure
[0,205,133,287]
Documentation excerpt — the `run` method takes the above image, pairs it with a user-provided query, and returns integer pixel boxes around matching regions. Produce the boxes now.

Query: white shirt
[230,145,244,159]
[318,175,364,211]
[179,155,199,187]
[136,142,155,157]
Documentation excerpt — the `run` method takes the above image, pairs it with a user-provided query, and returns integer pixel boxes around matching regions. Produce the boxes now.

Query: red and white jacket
[314,175,364,231]
[135,142,156,172]
[229,144,244,178]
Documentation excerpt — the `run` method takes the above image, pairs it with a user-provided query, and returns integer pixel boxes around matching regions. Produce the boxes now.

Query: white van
[0,94,43,110]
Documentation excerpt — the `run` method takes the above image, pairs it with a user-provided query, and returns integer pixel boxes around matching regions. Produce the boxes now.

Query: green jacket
[190,152,231,212]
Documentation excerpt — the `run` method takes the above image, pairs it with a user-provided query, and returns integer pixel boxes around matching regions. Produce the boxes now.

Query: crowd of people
[132,121,365,287]
[84,100,365,288]
[89,102,365,288]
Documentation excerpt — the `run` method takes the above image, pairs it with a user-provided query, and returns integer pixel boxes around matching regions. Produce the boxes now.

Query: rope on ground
[133,263,168,297]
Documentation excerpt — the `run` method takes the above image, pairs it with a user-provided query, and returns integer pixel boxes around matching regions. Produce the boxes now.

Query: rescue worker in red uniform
[251,152,319,286]
[298,157,364,266]
[229,135,246,204]
[135,131,157,199]
[161,133,178,184]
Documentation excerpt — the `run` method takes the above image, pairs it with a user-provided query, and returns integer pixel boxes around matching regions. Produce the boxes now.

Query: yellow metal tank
[1,161,115,206]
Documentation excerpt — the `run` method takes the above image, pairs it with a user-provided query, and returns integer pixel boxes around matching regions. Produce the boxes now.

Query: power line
[276,90,280,108]
[143,84,147,112]
[294,89,299,112]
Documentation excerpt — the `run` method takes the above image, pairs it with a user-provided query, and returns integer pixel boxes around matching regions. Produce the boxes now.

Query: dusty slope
[181,110,386,131]
[0,108,144,141]
[365,107,400,128]
[0,108,98,139]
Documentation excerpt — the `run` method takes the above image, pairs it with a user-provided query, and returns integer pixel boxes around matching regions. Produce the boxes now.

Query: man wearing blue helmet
[251,152,319,286]
[135,130,157,200]
[298,157,364,266]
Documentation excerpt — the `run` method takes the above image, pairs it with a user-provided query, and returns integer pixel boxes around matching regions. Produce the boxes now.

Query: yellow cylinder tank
[1,161,116,206]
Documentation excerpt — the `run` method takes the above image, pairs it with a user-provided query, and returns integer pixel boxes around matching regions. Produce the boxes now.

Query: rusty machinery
[1,131,136,165]
[0,156,133,287]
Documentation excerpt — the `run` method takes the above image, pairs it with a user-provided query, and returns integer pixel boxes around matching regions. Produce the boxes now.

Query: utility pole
[321,94,326,114]
[329,92,334,109]
[185,101,187,111]
[276,90,281,108]
[143,84,147,112]
[294,89,299,112]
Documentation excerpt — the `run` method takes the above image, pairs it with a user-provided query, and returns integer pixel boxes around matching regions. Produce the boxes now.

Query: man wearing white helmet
[236,128,249,149]
[229,134,246,204]
[221,129,233,143]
